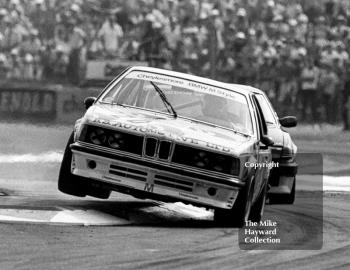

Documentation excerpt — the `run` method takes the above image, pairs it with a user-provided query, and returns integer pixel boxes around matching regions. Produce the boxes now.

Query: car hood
[83,104,255,156]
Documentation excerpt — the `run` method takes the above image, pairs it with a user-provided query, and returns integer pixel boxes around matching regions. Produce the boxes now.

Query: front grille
[144,138,172,160]
[159,141,171,160]
[145,138,157,157]
[172,144,240,175]
[81,125,144,155]
[109,164,147,182]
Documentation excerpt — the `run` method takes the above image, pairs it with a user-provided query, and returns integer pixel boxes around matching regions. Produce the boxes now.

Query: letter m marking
[144,183,154,193]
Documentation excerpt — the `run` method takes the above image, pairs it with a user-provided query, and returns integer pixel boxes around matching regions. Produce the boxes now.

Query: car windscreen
[100,71,253,135]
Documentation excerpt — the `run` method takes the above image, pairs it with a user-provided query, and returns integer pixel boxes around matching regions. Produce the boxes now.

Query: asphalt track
[0,175,349,270]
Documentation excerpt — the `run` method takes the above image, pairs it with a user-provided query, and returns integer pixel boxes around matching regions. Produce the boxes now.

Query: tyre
[58,132,88,197]
[214,177,254,228]
[269,177,295,204]
[249,180,268,222]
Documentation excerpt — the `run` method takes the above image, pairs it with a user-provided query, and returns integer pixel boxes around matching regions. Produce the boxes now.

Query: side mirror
[261,136,274,147]
[279,116,297,128]
[84,97,96,109]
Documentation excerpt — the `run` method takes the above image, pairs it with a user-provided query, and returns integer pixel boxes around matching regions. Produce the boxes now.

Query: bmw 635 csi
[58,66,276,227]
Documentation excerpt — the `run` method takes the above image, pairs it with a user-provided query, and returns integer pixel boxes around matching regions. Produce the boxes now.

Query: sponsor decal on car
[91,118,234,153]
[127,71,246,102]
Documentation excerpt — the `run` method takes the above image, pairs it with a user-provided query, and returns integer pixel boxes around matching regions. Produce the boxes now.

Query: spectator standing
[98,13,124,57]
[41,41,55,80]
[54,27,70,56]
[321,42,337,65]
[20,30,41,79]
[7,48,21,79]
[299,59,320,122]
[334,42,349,67]
[318,62,339,123]
[40,0,56,40]
[29,0,45,38]
[53,46,69,80]
[85,18,103,59]
[66,19,86,85]
[0,8,8,33]
[163,16,181,64]
[342,62,350,130]
[139,16,168,68]
[0,52,8,78]
[2,16,21,51]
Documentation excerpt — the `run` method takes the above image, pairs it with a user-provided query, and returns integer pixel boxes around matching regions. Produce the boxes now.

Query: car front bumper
[70,143,244,209]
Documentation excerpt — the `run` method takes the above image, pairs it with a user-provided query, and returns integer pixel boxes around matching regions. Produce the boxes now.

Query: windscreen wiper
[150,81,177,118]
[229,123,251,137]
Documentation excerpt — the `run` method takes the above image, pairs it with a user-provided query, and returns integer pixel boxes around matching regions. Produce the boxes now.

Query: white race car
[58,66,275,227]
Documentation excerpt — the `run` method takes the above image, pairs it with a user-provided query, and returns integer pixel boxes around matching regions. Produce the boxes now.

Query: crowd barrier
[0,82,101,124]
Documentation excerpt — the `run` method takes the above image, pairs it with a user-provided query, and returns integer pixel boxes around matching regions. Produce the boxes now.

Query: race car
[245,89,298,204]
[58,66,276,227]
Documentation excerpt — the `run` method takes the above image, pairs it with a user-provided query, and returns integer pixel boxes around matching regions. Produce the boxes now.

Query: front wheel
[58,132,87,197]
[249,180,268,222]
[214,177,254,228]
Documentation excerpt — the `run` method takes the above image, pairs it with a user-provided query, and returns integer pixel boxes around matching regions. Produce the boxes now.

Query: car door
[254,93,284,160]
[251,95,272,202]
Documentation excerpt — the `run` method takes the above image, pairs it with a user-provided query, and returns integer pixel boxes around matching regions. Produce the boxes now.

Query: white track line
[323,175,350,192]
[0,215,43,223]
[297,175,350,192]
[0,208,132,226]
[0,152,63,163]
[50,209,132,226]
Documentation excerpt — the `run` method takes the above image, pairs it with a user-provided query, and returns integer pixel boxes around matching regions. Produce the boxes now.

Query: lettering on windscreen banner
[126,71,246,102]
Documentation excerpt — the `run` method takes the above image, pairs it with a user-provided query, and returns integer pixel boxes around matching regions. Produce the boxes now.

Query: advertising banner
[0,85,57,121]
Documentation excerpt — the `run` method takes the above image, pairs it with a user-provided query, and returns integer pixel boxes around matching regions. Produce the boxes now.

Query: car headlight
[89,128,107,145]
[230,158,240,176]
[212,156,225,172]
[107,133,125,149]
[194,151,209,168]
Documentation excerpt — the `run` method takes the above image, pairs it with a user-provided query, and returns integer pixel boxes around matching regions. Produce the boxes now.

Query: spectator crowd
[0,0,350,126]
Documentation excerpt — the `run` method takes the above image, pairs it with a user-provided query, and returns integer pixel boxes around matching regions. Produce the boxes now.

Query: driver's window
[252,95,268,138]
[255,94,276,125]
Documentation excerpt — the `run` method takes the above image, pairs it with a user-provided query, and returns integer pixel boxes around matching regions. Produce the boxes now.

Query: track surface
[1,123,350,270]
[0,181,349,270]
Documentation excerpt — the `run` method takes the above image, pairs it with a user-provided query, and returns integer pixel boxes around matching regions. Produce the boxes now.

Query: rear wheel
[269,177,295,204]
[214,177,254,228]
